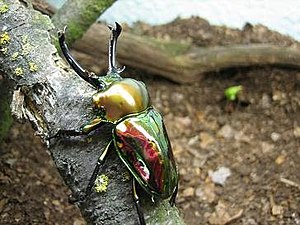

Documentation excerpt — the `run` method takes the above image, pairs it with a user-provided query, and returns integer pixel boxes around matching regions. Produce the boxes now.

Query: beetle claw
[47,130,66,140]
[63,25,67,34]
[116,65,126,73]
[107,24,113,31]
[108,22,122,38]
[47,131,60,140]
[57,26,67,39]
[68,192,86,204]
[114,22,122,37]
[151,196,155,203]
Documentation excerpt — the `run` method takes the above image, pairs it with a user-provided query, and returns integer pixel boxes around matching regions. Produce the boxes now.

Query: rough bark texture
[73,23,300,84]
[0,76,13,142]
[0,1,184,225]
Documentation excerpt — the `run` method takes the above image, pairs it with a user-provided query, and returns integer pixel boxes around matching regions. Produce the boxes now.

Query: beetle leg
[132,179,146,225]
[58,27,104,89]
[48,118,108,140]
[169,183,178,207]
[84,140,112,197]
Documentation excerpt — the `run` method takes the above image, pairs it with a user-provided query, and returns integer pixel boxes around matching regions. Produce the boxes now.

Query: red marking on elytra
[116,121,164,192]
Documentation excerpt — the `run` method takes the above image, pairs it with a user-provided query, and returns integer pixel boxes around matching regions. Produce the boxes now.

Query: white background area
[48,0,300,41]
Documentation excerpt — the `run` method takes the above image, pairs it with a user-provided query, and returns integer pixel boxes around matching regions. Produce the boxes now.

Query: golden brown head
[92,78,150,122]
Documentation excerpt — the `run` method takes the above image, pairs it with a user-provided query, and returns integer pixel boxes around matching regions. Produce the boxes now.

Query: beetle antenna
[108,22,125,74]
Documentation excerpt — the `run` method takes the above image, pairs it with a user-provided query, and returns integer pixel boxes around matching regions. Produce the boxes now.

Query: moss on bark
[51,0,116,46]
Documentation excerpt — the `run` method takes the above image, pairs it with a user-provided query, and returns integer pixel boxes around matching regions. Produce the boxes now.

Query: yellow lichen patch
[0,32,10,45]
[94,174,109,193]
[0,47,7,54]
[22,35,28,44]
[86,137,93,143]
[0,4,9,14]
[122,171,131,182]
[21,43,33,55]
[28,62,38,72]
[11,52,19,61]
[15,67,23,76]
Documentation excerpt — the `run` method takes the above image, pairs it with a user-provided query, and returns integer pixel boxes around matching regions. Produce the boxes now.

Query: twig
[225,209,244,225]
[280,177,300,190]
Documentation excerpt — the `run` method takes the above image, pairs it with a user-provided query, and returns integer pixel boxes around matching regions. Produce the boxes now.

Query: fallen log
[73,23,300,83]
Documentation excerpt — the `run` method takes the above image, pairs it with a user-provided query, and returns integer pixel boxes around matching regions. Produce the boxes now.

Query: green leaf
[224,85,243,101]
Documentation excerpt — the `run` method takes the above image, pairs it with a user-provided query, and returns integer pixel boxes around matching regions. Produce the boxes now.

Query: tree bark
[73,23,300,84]
[0,75,13,142]
[0,1,184,225]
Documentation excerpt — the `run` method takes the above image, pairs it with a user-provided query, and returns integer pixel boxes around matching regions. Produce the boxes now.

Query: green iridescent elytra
[114,107,178,198]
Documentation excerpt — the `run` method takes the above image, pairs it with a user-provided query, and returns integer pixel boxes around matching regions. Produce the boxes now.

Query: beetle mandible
[51,22,179,225]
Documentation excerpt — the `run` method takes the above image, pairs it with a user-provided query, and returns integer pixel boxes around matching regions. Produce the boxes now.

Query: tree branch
[51,0,116,45]
[73,23,300,83]
[0,1,184,224]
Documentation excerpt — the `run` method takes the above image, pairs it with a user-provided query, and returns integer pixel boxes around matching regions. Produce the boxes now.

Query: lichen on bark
[0,1,185,224]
